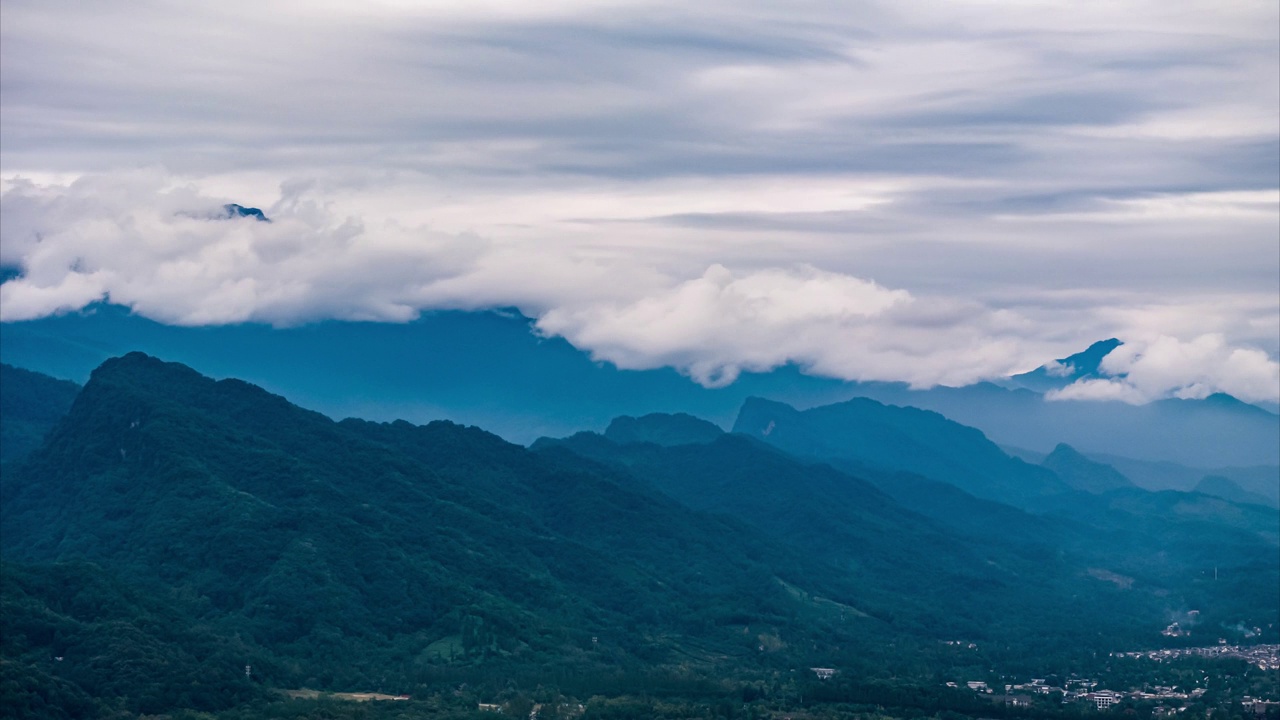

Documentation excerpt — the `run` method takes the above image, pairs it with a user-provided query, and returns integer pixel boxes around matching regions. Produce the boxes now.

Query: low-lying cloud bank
[2,172,1276,405]
[536,265,1028,389]
[0,172,483,325]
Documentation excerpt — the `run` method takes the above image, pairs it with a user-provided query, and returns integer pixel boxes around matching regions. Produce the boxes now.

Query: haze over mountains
[3,305,1277,471]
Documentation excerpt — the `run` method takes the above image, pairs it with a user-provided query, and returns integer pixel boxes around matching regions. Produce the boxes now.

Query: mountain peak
[89,351,207,388]
[1006,338,1122,393]
[1057,338,1122,376]
[1040,443,1133,494]
[1044,442,1086,461]
[603,413,724,447]
[732,397,803,439]
[222,203,271,222]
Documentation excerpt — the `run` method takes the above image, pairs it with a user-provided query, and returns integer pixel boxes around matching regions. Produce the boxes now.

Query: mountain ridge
[3,311,1274,467]
[731,394,1071,506]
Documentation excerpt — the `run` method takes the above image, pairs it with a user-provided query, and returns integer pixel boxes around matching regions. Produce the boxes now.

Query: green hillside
[538,418,1279,665]
[0,354,897,712]
[0,364,81,465]
[1,355,1276,717]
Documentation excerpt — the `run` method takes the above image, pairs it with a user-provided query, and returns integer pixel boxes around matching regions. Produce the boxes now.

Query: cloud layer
[1,1,1276,402]
[0,172,482,324]
[1049,335,1280,405]
[537,265,1031,388]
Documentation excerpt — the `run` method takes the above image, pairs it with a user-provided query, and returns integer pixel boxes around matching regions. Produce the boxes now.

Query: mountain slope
[1193,475,1273,508]
[0,353,888,696]
[538,417,1279,663]
[1,561,265,716]
[0,364,80,465]
[534,429,1105,641]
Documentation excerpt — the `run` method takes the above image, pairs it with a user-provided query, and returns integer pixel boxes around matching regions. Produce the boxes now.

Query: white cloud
[1046,378,1147,404]
[535,264,1039,388]
[3,171,1278,403]
[0,1,1276,401]
[0,170,483,325]
[1043,360,1074,378]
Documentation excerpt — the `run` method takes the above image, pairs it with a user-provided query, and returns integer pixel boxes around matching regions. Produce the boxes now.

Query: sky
[1,0,1278,404]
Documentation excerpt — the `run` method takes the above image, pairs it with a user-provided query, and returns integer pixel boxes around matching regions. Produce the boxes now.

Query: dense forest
[0,355,1276,718]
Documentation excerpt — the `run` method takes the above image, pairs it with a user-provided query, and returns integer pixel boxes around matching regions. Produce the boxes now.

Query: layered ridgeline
[842,340,1280,468]
[4,307,1277,467]
[536,420,1139,655]
[541,412,1278,650]
[2,356,1277,717]
[0,353,917,714]
[723,397,1277,626]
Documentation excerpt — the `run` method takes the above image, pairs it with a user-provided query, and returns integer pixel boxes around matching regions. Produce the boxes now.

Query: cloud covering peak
[1049,335,1280,405]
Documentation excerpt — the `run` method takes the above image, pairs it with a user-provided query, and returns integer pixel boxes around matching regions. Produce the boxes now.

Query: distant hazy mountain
[603,412,725,446]
[1193,475,1274,508]
[0,304,857,444]
[1040,443,1134,494]
[731,396,1070,507]
[1,307,1274,467]
[834,378,1279,468]
[1082,452,1279,508]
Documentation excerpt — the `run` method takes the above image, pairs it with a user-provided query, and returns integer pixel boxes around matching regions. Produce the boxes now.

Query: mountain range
[2,305,1276,471]
[1,353,1276,716]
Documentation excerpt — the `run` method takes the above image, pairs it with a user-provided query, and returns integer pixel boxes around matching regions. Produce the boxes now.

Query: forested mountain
[539,414,1278,653]
[1193,475,1274,507]
[0,353,902,714]
[1,355,1276,718]
[726,398,1276,609]
[0,364,80,465]
[536,426,1148,652]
